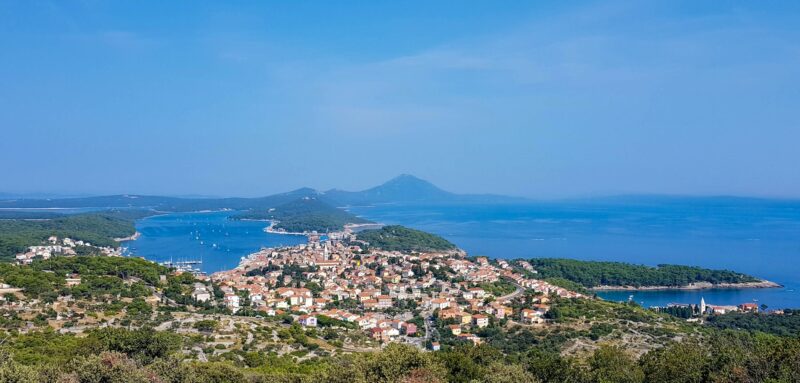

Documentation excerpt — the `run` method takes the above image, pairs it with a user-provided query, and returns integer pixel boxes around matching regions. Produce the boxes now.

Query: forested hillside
[1,330,799,382]
[234,197,370,233]
[0,214,136,262]
[527,258,760,288]
[356,225,456,252]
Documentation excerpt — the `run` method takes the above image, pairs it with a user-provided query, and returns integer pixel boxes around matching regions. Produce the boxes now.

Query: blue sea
[123,199,800,309]
[123,211,306,272]
[346,200,800,309]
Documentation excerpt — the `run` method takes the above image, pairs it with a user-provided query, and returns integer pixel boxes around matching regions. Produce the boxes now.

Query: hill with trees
[234,197,371,233]
[356,225,456,252]
[525,258,761,288]
[0,213,136,262]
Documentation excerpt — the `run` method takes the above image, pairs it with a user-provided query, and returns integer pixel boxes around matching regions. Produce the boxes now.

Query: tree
[480,363,539,383]
[588,345,644,383]
[0,349,39,383]
[640,341,709,383]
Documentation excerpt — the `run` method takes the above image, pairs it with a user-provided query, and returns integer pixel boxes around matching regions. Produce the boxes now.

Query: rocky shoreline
[591,280,782,291]
[114,231,141,242]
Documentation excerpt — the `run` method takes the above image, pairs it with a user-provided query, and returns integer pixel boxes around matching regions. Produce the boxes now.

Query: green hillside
[234,197,370,233]
[0,214,135,262]
[356,225,456,252]
[526,258,760,288]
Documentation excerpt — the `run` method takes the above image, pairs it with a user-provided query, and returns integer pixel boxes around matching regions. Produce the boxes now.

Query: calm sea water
[124,211,306,272]
[346,201,800,309]
[123,200,800,309]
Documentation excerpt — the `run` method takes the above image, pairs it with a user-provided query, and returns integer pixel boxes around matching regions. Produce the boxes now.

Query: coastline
[263,221,308,236]
[115,231,141,242]
[591,280,782,292]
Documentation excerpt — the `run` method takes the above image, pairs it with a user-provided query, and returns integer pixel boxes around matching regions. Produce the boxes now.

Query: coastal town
[8,228,773,351]
[206,231,582,347]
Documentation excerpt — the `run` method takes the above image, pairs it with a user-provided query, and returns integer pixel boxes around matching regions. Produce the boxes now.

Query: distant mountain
[323,174,453,205]
[0,174,526,210]
[323,174,527,205]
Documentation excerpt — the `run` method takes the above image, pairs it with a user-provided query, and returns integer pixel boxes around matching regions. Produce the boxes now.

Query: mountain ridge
[0,175,526,210]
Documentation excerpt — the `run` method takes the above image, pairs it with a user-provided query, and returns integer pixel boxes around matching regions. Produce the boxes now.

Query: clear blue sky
[1,1,798,198]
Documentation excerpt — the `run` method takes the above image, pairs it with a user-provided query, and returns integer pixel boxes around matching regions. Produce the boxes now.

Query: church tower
[700,297,706,315]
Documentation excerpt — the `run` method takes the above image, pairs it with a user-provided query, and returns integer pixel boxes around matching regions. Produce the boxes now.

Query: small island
[234,197,371,234]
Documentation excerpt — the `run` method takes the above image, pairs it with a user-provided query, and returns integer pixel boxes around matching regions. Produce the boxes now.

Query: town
[207,231,583,348]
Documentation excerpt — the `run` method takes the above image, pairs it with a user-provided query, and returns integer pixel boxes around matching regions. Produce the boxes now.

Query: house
[457,333,482,345]
[224,294,240,312]
[448,324,462,335]
[473,314,489,328]
[377,295,393,309]
[438,308,460,320]
[430,342,441,351]
[403,323,417,336]
[739,303,759,312]
[369,327,400,341]
[298,315,318,327]
[430,298,450,310]
[468,288,486,299]
[456,312,472,325]
[521,309,544,324]
[709,305,739,315]
[192,285,212,302]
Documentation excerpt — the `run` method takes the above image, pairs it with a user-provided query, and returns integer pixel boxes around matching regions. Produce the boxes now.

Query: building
[739,303,759,312]
[298,315,318,327]
[473,314,489,328]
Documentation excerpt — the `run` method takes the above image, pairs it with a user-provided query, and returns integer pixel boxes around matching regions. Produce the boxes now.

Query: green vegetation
[543,277,590,295]
[527,258,759,288]
[2,329,800,382]
[0,263,64,298]
[235,197,370,233]
[0,213,136,262]
[478,280,517,298]
[0,256,169,302]
[193,319,219,332]
[356,225,456,252]
[706,310,800,336]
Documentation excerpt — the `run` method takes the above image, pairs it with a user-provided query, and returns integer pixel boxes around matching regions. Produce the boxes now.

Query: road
[497,282,524,303]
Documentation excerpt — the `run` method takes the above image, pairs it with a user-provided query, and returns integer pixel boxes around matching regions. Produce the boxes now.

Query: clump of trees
[705,310,800,336]
[1,328,800,382]
[527,258,759,288]
[0,213,136,261]
[356,225,456,252]
[234,197,370,233]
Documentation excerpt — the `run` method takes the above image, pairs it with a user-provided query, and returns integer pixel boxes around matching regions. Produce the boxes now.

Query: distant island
[234,197,371,234]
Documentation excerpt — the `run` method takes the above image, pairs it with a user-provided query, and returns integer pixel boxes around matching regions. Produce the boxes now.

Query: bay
[123,211,306,273]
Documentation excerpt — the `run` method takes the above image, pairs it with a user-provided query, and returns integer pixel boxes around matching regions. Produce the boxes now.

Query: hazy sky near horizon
[1,1,799,198]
